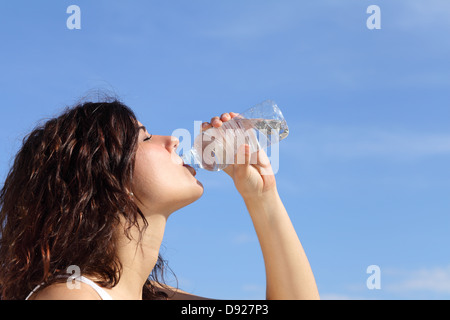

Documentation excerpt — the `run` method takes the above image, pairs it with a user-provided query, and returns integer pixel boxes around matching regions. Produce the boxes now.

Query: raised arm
[242,188,320,299]
[204,113,320,300]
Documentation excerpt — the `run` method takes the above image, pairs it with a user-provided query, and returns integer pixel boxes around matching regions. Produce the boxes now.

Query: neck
[109,213,167,300]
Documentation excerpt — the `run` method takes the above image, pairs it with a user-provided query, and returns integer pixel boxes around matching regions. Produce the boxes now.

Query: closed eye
[143,134,153,142]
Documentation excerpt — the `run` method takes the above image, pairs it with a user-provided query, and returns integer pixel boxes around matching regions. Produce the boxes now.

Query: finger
[256,149,271,168]
[254,149,274,176]
[229,112,239,118]
[232,144,251,181]
[235,144,251,167]
[220,113,231,122]
[211,116,222,127]
[201,122,212,132]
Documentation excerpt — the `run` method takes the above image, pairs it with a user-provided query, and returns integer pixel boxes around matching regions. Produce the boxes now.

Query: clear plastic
[180,100,289,172]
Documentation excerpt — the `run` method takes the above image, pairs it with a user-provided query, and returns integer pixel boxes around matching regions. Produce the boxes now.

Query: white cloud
[284,123,450,162]
[386,265,450,294]
[319,265,450,300]
[241,284,265,292]
[231,232,258,245]
[240,284,265,300]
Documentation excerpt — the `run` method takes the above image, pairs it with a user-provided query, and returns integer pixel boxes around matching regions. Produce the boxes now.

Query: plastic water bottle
[180,100,289,172]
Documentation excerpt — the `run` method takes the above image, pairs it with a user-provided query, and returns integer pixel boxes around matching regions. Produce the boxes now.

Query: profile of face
[0,101,207,300]
[131,122,204,217]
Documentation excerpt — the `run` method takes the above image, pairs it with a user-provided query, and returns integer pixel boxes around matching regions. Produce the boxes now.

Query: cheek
[131,146,203,211]
[132,148,166,194]
[132,146,184,197]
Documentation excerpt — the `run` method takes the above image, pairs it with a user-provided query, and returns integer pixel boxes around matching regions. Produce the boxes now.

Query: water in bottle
[180,100,289,172]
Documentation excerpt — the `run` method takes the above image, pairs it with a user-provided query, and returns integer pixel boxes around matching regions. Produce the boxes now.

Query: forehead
[137,121,147,132]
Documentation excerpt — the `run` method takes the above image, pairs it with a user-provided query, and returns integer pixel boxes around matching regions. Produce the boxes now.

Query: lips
[183,163,197,176]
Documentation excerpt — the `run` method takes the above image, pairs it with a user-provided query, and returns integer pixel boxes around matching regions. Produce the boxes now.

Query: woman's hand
[201,112,277,200]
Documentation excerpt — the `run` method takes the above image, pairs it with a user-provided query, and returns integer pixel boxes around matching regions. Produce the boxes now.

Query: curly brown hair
[0,99,170,299]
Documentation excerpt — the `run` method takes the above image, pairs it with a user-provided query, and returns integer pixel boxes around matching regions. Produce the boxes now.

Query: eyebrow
[138,126,147,132]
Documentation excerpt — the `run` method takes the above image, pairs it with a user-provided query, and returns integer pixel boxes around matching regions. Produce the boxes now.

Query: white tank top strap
[77,276,113,300]
[25,275,113,300]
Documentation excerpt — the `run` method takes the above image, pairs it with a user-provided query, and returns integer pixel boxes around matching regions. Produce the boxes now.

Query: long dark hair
[0,99,170,299]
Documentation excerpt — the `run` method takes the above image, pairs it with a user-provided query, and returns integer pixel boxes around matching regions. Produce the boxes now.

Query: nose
[166,136,179,152]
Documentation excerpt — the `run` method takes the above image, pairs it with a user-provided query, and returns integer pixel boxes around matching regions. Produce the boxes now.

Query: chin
[187,181,204,204]
[170,181,204,214]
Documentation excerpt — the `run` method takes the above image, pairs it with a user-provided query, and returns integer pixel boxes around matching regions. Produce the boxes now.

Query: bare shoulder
[29,282,102,300]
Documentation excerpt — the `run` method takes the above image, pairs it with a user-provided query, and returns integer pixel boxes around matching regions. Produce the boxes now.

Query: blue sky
[1,0,449,299]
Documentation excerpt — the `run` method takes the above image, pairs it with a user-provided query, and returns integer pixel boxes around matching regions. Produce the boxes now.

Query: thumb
[222,144,249,177]
[231,144,253,180]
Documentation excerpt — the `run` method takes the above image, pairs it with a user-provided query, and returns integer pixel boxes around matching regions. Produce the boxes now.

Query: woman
[0,99,319,300]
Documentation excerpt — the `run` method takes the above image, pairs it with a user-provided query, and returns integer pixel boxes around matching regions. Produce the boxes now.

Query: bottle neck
[181,148,201,171]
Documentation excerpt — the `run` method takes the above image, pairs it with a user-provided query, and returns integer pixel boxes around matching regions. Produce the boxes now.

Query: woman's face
[131,122,203,216]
